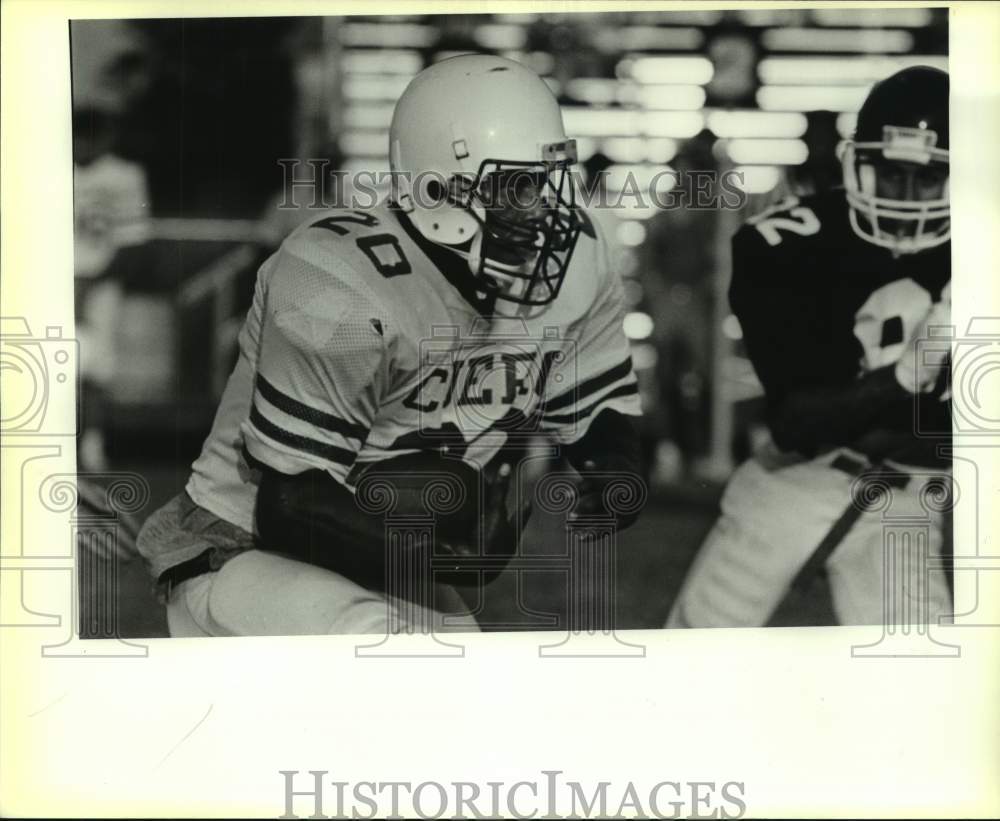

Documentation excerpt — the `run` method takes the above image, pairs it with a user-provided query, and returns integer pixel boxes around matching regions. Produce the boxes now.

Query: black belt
[790,455,910,591]
[159,546,249,597]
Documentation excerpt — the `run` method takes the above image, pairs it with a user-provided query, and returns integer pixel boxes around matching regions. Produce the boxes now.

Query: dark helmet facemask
[444,146,583,307]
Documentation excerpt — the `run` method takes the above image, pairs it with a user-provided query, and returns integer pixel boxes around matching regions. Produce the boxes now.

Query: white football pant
[666,450,952,628]
[167,549,480,637]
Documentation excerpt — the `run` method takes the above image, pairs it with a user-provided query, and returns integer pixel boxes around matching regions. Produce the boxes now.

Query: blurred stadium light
[624,311,656,340]
[812,7,933,28]
[761,27,914,53]
[729,166,783,194]
[618,55,715,84]
[634,85,707,110]
[758,55,948,85]
[735,9,809,27]
[500,51,555,74]
[706,110,807,138]
[836,112,859,139]
[473,23,528,50]
[723,138,809,166]
[343,74,413,101]
[339,130,390,156]
[596,27,704,52]
[643,111,706,138]
[639,10,724,26]
[602,137,679,164]
[616,221,648,248]
[342,103,394,129]
[339,22,439,47]
[756,85,871,112]
[564,77,620,104]
[605,164,678,197]
[562,108,641,136]
[341,48,423,74]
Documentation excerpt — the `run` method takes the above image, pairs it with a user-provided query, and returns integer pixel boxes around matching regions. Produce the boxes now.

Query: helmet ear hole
[425,178,446,205]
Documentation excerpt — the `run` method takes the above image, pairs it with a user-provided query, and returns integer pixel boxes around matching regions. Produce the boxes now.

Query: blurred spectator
[73,105,151,469]
[580,150,616,239]
[739,110,843,220]
[705,28,759,107]
[636,130,721,477]
[581,151,658,480]
[528,16,604,102]
[788,110,842,197]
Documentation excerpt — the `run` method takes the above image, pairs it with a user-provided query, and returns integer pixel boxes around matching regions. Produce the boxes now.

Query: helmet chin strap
[464,230,484,275]
[419,220,543,306]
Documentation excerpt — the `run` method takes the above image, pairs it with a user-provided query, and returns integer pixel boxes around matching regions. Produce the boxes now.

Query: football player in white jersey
[666,67,952,628]
[136,55,644,637]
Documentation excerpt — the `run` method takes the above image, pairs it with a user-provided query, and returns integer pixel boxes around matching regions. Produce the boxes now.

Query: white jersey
[185,199,640,534]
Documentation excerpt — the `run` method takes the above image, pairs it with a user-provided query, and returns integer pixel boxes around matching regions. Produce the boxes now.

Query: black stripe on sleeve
[255,373,368,441]
[541,382,639,425]
[248,404,357,467]
[542,356,634,412]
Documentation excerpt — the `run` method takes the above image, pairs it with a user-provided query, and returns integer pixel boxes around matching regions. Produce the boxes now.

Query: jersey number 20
[311,212,412,278]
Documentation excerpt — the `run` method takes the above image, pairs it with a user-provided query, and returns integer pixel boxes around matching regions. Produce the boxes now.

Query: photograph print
[67,8,953,640]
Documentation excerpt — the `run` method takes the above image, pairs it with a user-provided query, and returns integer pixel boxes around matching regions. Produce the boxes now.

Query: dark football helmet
[841,66,949,254]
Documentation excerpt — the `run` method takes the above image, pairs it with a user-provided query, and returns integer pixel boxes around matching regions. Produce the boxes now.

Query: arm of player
[562,408,643,528]
[729,232,947,456]
[238,246,408,586]
[257,459,527,591]
[764,366,912,455]
[539,220,645,528]
[257,466,390,591]
[751,302,950,456]
[893,280,950,394]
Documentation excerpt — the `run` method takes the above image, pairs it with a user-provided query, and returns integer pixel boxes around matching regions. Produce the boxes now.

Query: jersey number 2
[751,204,821,247]
[312,213,412,278]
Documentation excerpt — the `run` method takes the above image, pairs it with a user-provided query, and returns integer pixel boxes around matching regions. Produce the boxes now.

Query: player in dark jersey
[667,66,952,627]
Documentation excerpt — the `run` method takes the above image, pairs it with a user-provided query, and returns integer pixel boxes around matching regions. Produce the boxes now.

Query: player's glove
[568,459,645,529]
[894,282,951,394]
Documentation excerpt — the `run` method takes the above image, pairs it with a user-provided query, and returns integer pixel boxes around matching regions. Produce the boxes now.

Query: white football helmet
[389,54,582,306]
